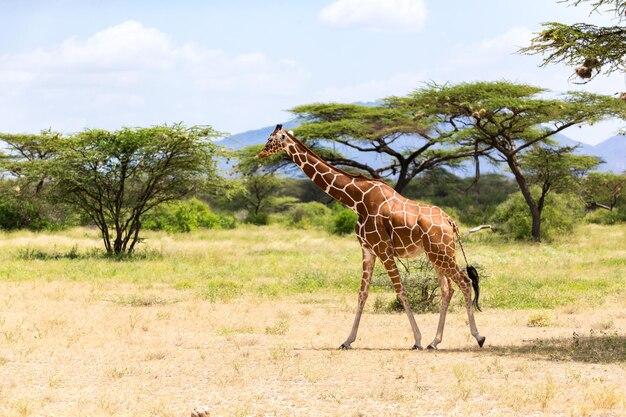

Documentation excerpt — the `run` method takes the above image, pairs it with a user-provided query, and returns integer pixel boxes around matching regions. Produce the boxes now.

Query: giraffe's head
[257,124,290,159]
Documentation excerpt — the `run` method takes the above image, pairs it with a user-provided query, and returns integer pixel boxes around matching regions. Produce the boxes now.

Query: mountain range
[218,121,626,175]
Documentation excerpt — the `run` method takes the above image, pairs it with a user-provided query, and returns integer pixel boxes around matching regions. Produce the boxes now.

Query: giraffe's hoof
[339,343,352,350]
[477,336,486,348]
[411,344,423,351]
[426,343,437,350]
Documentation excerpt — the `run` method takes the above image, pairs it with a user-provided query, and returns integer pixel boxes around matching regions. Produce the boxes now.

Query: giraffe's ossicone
[258,124,485,350]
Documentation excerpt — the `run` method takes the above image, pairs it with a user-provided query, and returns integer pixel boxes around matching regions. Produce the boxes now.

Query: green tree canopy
[521,0,626,82]
[290,102,486,192]
[580,171,626,210]
[520,144,600,215]
[1,124,221,254]
[400,80,624,241]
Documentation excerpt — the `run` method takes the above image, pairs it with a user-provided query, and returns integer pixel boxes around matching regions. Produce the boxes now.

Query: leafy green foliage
[520,145,601,195]
[280,201,333,230]
[0,181,49,231]
[521,0,626,81]
[585,207,626,224]
[493,191,584,241]
[402,81,623,241]
[373,257,441,313]
[239,174,284,222]
[580,172,626,211]
[332,206,358,235]
[142,198,235,233]
[291,102,483,192]
[403,169,518,225]
[1,124,222,254]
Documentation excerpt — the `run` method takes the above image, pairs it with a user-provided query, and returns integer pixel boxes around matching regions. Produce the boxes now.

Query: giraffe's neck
[283,136,364,210]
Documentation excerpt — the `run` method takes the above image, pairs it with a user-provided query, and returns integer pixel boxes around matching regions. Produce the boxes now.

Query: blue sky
[1,0,623,144]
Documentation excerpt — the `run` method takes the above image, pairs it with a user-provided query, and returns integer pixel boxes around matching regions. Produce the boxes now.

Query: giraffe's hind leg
[427,267,455,350]
[455,265,486,347]
[441,264,485,348]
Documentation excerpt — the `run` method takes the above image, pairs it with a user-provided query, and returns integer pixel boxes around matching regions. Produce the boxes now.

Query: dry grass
[0,224,624,416]
[0,283,624,417]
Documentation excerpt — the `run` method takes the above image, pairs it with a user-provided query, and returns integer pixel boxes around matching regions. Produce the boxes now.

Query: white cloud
[0,21,307,133]
[479,26,533,55]
[316,71,426,102]
[450,26,533,68]
[320,0,427,32]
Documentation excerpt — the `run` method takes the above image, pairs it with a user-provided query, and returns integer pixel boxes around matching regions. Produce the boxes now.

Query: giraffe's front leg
[340,247,376,349]
[380,253,423,350]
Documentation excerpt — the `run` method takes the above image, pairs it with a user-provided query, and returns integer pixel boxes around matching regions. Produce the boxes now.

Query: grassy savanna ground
[0,224,624,416]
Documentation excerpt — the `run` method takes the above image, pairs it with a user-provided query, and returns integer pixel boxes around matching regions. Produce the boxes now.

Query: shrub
[584,208,626,225]
[332,207,358,235]
[0,180,76,231]
[245,211,270,225]
[373,257,441,314]
[492,191,584,241]
[0,196,50,231]
[283,201,333,229]
[142,198,235,232]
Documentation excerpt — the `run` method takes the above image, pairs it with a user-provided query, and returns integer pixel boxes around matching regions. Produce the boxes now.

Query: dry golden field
[0,225,624,417]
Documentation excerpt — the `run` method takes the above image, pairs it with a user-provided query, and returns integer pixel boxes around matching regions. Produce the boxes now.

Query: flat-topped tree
[291,102,487,193]
[401,81,624,241]
[581,172,626,211]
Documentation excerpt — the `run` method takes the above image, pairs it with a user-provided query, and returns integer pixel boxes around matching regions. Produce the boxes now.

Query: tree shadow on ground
[487,330,626,364]
[294,331,626,362]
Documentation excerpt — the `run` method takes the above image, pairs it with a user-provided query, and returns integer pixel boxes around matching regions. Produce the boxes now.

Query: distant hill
[218,120,300,150]
[592,135,626,173]
[218,121,626,175]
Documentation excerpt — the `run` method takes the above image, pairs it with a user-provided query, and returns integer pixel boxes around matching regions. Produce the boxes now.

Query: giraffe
[258,124,485,350]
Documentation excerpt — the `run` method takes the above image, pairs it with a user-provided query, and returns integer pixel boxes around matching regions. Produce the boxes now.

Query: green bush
[373,257,441,314]
[282,201,333,229]
[0,198,49,231]
[245,211,270,225]
[142,198,235,232]
[492,191,584,241]
[584,208,626,225]
[332,207,358,235]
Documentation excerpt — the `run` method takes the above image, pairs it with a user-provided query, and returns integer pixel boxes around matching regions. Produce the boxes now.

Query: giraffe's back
[361,183,456,259]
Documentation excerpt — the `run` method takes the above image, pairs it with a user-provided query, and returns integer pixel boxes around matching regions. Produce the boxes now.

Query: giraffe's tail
[449,217,482,312]
[466,265,481,312]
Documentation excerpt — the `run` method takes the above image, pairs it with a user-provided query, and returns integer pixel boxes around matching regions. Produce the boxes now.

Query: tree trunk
[507,156,542,242]
[393,162,411,193]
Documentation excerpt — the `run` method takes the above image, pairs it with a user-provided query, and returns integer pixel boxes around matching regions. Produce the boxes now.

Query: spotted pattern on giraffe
[258,125,485,350]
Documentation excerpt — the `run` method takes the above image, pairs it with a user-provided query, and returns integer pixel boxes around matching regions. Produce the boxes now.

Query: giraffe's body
[259,125,485,350]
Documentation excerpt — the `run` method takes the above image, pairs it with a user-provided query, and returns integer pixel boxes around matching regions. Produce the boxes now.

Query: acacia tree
[0,129,59,193]
[0,130,72,227]
[521,0,626,82]
[580,172,626,210]
[401,81,624,241]
[290,103,487,192]
[520,144,600,213]
[4,124,221,254]
[230,145,286,223]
